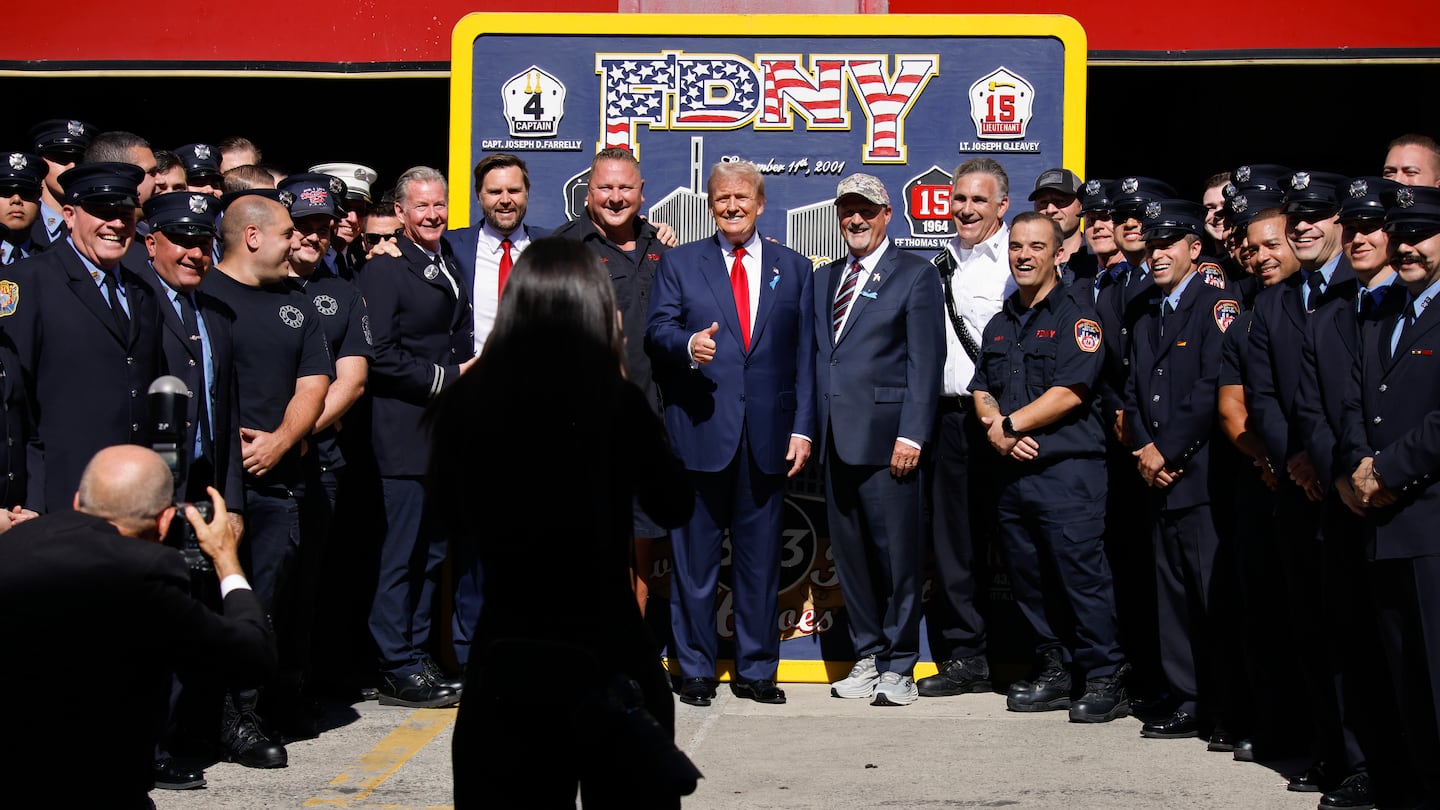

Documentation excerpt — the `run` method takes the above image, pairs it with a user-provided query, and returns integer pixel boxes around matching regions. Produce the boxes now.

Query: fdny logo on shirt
[313,294,338,317]
[0,281,17,317]
[279,305,305,328]
[1074,318,1101,353]
[1214,299,1240,332]
[1198,262,1226,289]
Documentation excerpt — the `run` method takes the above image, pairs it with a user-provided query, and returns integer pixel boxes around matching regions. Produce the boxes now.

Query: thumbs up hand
[690,321,720,365]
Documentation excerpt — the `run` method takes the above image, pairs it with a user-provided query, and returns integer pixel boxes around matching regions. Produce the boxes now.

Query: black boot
[222,689,288,769]
[1007,648,1072,712]
[1069,670,1131,723]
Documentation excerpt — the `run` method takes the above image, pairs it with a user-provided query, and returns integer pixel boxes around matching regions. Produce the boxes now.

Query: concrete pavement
[150,685,1321,809]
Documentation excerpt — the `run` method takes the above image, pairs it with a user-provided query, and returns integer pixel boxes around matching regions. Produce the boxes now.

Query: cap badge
[1397,188,1416,209]
[194,144,211,160]
[1121,178,1138,194]
[424,264,439,280]
[188,194,208,214]
[1223,182,1236,199]
[1236,166,1252,183]
[1232,195,1249,214]
[1291,172,1311,191]
[328,178,345,196]
[1349,179,1368,199]
[1145,201,1162,220]
[300,187,329,206]
[8,154,24,171]
[278,191,296,207]
[1084,179,1101,196]
[354,167,369,180]
[67,121,84,137]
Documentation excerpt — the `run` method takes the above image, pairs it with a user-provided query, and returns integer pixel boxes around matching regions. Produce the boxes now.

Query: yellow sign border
[448,12,1087,226]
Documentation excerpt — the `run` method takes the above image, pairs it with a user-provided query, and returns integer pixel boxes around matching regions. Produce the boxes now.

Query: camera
[149,375,214,572]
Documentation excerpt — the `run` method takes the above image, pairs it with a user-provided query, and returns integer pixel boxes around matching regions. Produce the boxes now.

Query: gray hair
[707,160,765,202]
[395,166,448,206]
[953,157,1010,199]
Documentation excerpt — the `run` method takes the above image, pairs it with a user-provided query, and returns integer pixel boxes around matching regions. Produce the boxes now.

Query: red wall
[4,1,1437,65]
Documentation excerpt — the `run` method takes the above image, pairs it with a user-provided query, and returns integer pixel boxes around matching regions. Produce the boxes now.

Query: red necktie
[497,238,513,298]
[833,259,861,335]
[730,245,750,351]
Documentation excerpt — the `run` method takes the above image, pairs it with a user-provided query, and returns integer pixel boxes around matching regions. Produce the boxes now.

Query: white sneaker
[831,655,880,699]
[871,671,918,706]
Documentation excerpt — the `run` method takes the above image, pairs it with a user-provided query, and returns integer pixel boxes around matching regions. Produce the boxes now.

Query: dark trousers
[825,438,926,675]
[1369,554,1440,804]
[1103,438,1161,699]
[668,434,784,683]
[369,476,448,678]
[1152,502,1221,720]
[923,402,994,662]
[241,483,303,610]
[997,458,1122,679]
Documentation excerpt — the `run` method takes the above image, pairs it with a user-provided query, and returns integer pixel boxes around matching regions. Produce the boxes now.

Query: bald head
[75,446,175,536]
[220,195,280,245]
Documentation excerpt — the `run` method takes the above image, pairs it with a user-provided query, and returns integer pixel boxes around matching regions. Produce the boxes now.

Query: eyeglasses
[362,229,404,246]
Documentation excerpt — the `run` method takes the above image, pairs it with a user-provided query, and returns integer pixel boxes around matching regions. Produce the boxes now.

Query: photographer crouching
[0,445,276,809]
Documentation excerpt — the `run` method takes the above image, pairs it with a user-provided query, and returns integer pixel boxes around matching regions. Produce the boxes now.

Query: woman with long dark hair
[430,237,697,808]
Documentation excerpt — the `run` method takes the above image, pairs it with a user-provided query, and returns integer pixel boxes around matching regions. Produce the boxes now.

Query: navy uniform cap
[1282,170,1350,215]
[1080,178,1112,214]
[28,119,96,158]
[1228,188,1288,231]
[0,152,47,194]
[57,162,145,207]
[278,172,345,220]
[1229,163,1292,192]
[1382,186,1440,237]
[219,187,295,212]
[1339,177,1401,223]
[1139,199,1206,241]
[143,192,221,237]
[175,143,223,183]
[1110,177,1177,210]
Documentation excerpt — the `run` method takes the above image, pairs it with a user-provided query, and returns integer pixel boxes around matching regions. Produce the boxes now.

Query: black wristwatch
[1002,415,1020,437]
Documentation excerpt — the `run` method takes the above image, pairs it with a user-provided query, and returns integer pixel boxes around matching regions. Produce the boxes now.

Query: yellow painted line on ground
[303,709,456,808]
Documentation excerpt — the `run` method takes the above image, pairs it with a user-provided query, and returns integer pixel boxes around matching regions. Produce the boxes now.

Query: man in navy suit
[442,153,548,357]
[645,160,815,707]
[1347,185,1440,809]
[814,174,943,706]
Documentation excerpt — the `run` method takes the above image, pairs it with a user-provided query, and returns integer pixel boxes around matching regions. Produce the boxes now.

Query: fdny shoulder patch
[1199,262,1226,289]
[1213,299,1240,332]
[0,280,17,317]
[1074,318,1102,353]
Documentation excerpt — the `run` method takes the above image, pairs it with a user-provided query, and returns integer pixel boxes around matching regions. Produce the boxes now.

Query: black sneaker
[916,656,992,698]
[1068,672,1130,723]
[378,671,461,709]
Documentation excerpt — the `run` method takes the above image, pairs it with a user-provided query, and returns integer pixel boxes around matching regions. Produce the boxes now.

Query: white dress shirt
[942,224,1016,397]
[719,230,763,332]
[472,222,533,354]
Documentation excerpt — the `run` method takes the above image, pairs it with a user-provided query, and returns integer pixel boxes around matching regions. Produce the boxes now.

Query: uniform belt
[938,395,973,413]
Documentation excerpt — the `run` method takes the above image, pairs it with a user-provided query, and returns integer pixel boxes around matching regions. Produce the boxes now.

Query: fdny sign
[597,52,938,163]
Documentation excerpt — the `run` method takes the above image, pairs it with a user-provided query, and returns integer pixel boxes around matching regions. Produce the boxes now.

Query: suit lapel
[748,237,780,350]
[60,247,127,344]
[837,246,900,346]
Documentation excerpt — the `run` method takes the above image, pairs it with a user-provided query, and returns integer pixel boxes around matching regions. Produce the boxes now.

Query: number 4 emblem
[502,65,567,138]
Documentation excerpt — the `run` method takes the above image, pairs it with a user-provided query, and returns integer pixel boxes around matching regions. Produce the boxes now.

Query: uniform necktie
[1304,270,1325,312]
[178,293,212,459]
[731,245,751,350]
[1159,299,1175,337]
[833,258,862,335]
[498,238,514,298]
[101,271,130,336]
[1387,298,1417,362]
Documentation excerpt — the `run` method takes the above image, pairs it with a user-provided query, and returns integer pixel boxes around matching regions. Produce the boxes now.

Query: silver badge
[195,144,211,160]
[67,120,84,137]
[278,191,296,207]
[1349,179,1368,199]
[354,167,370,181]
[313,294,338,316]
[279,304,305,328]
[1084,179,1101,196]
[1232,195,1249,214]
[424,264,439,280]
[1291,171,1310,191]
[329,177,346,196]
[1145,201,1162,220]
[361,314,372,346]
[8,153,25,171]
[1397,188,1416,209]
[1121,178,1138,194]
[1223,182,1236,199]
[1236,166,1252,183]
[188,194,208,214]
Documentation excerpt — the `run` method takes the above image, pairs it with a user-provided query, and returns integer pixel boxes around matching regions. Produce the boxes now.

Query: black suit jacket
[0,510,275,804]
[0,242,165,512]
[1096,263,1160,422]
[356,237,474,476]
[155,284,244,507]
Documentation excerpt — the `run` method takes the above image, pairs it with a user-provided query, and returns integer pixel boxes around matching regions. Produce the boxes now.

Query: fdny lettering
[1034,329,1056,339]
[596,51,939,162]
